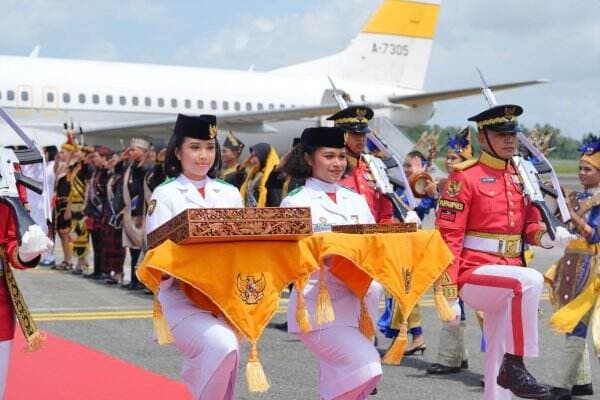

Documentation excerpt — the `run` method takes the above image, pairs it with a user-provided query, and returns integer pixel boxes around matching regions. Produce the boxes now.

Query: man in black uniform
[122,138,152,290]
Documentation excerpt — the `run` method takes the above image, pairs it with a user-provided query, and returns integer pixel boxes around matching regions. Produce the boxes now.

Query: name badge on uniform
[480,177,496,184]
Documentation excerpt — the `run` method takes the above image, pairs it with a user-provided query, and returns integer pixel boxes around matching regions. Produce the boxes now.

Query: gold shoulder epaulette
[452,158,478,171]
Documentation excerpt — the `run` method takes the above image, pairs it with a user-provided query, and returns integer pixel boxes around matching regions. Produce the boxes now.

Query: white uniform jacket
[280,177,383,333]
[147,174,243,233]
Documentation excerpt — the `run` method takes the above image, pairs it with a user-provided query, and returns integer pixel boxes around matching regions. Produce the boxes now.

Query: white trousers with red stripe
[459,265,543,400]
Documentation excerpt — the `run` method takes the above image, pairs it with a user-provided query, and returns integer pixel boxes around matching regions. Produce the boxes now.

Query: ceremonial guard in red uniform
[0,198,53,397]
[435,105,574,399]
[330,107,394,224]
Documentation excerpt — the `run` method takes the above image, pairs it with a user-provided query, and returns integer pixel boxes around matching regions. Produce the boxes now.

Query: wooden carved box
[147,207,313,248]
[331,223,418,234]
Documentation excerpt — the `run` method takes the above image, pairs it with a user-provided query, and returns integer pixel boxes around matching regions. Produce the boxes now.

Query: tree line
[403,124,598,160]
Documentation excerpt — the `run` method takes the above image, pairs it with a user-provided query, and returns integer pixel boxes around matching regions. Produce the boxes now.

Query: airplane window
[132,96,139,106]
[92,94,99,104]
[197,100,204,109]
[184,99,191,109]
[46,92,55,103]
[78,94,85,104]
[158,98,164,107]
[145,97,151,106]
[7,90,15,101]
[280,104,285,109]
[171,98,178,108]
[257,103,264,110]
[62,92,70,103]
[106,95,113,105]
[234,101,241,111]
[222,101,229,111]
[0,91,2,100]
[245,102,252,111]
[21,91,29,102]
[268,103,275,110]
[119,96,126,106]
[210,100,217,110]
[361,95,366,101]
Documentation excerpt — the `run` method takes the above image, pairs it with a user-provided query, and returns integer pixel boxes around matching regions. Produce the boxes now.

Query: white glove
[447,299,462,327]
[404,210,421,227]
[540,226,577,249]
[18,225,54,262]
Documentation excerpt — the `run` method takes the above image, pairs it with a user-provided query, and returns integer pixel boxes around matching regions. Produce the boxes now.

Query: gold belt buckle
[505,239,519,256]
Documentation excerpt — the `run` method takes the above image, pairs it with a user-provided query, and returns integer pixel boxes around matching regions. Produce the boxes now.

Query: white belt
[463,235,522,257]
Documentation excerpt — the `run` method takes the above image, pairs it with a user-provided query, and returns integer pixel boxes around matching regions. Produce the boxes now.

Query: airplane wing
[79,102,385,137]
[388,80,549,107]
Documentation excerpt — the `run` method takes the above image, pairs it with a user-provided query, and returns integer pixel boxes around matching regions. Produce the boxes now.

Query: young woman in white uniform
[280,127,384,400]
[146,114,243,400]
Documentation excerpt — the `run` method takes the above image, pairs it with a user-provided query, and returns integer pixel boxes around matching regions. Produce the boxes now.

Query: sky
[1,0,598,138]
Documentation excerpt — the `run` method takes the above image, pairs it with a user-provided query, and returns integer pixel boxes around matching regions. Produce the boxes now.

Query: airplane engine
[388,103,435,128]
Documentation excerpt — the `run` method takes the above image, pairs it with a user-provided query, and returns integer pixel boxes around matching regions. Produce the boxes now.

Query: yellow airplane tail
[272,0,441,90]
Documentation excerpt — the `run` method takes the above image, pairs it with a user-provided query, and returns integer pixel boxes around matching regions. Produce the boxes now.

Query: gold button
[509,201,514,207]
[490,191,495,195]
[509,211,514,216]
[507,192,512,197]
[510,221,515,228]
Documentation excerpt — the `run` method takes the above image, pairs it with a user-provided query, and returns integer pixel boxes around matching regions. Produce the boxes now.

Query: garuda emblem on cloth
[237,273,267,305]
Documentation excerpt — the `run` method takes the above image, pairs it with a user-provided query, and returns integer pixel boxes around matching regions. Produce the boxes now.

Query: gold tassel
[433,288,455,322]
[153,297,174,345]
[25,330,45,352]
[358,298,375,339]
[315,266,335,325]
[382,320,408,365]
[246,341,270,393]
[295,282,312,333]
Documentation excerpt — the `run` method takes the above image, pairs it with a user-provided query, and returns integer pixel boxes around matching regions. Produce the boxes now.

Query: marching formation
[1,99,599,400]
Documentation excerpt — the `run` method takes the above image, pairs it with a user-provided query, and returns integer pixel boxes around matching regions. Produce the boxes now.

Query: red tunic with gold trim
[339,154,393,224]
[435,152,545,297]
[0,203,38,341]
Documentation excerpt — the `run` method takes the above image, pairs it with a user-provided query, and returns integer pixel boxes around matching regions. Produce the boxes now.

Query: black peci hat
[468,104,523,132]
[173,114,218,140]
[327,106,374,134]
[301,127,346,148]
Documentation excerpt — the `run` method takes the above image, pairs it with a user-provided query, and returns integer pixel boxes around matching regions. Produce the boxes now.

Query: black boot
[496,353,550,399]
[571,383,593,396]
[549,387,571,400]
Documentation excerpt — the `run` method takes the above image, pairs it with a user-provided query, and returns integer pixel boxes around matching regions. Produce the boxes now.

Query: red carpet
[6,330,192,399]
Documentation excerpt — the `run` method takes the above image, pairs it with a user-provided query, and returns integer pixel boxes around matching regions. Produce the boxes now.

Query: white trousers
[298,326,382,400]
[159,281,240,400]
[0,340,11,400]
[459,265,543,400]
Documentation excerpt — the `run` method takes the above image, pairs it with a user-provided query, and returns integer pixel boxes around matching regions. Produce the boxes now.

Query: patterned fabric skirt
[99,209,125,274]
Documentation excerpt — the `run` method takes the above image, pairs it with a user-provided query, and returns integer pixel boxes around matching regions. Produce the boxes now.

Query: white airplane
[0,0,545,151]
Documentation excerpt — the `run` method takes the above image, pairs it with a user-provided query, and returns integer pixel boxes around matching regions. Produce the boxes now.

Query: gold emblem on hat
[505,106,516,116]
[228,131,239,146]
[209,124,218,139]
[356,108,367,118]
